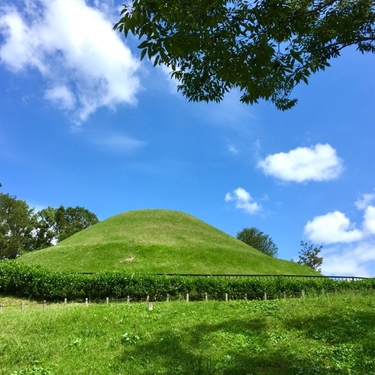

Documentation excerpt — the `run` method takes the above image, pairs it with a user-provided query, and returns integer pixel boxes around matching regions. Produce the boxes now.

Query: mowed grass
[1,292,375,375]
[19,209,317,275]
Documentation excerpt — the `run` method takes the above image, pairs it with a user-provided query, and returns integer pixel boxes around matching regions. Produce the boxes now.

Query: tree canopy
[0,192,99,259]
[237,227,278,257]
[114,0,375,110]
[297,241,323,272]
[0,193,35,259]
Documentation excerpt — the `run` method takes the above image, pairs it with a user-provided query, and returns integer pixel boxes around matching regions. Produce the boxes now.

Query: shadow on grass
[112,311,375,375]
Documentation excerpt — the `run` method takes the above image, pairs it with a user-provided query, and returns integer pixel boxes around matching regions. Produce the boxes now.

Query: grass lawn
[1,292,375,375]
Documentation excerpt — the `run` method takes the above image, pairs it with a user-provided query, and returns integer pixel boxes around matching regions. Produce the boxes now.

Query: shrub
[1,260,374,302]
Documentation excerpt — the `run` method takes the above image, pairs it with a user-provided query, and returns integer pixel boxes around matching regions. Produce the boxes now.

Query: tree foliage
[114,0,375,110]
[53,206,99,242]
[297,241,323,272]
[0,193,35,259]
[0,193,99,258]
[237,227,278,257]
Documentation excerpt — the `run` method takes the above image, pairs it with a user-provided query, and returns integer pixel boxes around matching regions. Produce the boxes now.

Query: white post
[186,293,189,302]
[85,298,88,307]
[127,296,130,304]
[205,293,208,302]
[43,300,46,310]
[166,294,170,302]
[225,293,228,302]
[106,297,109,304]
[64,298,67,307]
[264,292,267,301]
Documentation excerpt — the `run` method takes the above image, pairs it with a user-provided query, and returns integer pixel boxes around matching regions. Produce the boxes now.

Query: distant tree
[33,205,99,246]
[32,207,59,250]
[0,191,99,256]
[54,206,99,242]
[237,227,278,257]
[297,241,323,272]
[0,193,35,259]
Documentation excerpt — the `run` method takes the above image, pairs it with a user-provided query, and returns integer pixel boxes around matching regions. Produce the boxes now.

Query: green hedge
[1,260,374,301]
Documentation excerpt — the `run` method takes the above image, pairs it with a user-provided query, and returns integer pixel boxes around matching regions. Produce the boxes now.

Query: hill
[19,209,317,274]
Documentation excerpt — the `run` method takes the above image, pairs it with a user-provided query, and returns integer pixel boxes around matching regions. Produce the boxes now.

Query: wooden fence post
[186,293,189,302]
[127,296,130,304]
[264,292,267,301]
[205,292,208,302]
[301,290,305,298]
[166,294,170,302]
[146,295,149,303]
[225,293,228,302]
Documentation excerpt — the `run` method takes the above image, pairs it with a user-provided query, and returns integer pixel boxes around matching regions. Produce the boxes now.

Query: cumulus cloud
[0,0,141,122]
[304,191,375,276]
[304,211,363,244]
[355,191,375,210]
[321,242,375,277]
[258,143,344,183]
[225,187,261,214]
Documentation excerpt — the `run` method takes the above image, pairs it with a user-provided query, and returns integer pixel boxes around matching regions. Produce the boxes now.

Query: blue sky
[1,0,375,276]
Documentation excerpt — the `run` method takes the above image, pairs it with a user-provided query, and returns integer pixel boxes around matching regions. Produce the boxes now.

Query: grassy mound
[19,209,317,274]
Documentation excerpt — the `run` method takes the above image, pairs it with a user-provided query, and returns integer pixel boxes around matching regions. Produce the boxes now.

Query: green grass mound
[19,209,317,274]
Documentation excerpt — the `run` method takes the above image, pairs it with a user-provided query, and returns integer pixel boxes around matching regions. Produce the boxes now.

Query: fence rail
[77,272,369,281]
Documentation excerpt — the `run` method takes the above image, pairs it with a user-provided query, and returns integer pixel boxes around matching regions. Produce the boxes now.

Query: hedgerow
[1,260,374,301]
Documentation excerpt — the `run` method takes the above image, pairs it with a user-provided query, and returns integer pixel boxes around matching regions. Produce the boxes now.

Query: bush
[1,260,374,302]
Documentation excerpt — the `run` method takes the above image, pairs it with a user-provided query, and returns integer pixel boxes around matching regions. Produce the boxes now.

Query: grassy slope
[1,292,374,375]
[19,209,316,274]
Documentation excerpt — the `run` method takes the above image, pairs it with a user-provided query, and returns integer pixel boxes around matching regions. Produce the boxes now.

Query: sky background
[1,0,375,276]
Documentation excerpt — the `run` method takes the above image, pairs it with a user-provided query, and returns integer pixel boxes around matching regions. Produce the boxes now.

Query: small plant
[11,366,52,375]
[121,332,141,344]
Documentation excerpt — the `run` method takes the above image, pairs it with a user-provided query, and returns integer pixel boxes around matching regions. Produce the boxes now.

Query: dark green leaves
[114,0,375,110]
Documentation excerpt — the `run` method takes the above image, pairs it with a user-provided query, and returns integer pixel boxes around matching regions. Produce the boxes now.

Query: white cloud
[228,144,239,155]
[304,190,375,276]
[363,206,375,235]
[0,0,141,122]
[304,211,363,244]
[225,187,261,214]
[355,191,375,210]
[44,85,76,110]
[321,242,375,277]
[98,134,145,152]
[258,143,344,183]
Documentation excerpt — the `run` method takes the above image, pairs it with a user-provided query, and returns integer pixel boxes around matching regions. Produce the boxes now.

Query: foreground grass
[1,292,375,375]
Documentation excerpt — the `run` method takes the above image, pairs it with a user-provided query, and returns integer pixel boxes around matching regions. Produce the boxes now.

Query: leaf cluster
[114,0,375,110]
